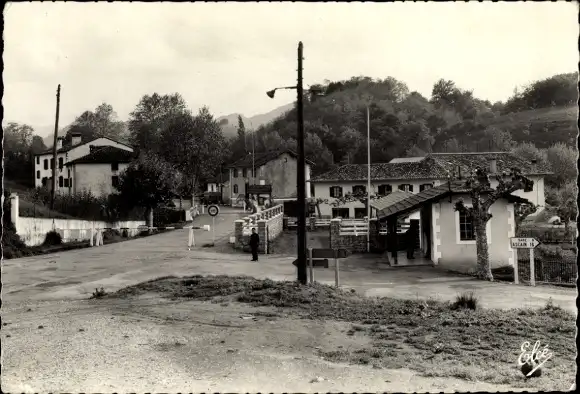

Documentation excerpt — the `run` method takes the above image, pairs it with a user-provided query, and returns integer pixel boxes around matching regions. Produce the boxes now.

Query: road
[1,212,576,392]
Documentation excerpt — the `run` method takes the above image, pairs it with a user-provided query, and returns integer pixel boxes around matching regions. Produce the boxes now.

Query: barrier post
[334,249,340,288]
[90,224,94,247]
[188,227,195,250]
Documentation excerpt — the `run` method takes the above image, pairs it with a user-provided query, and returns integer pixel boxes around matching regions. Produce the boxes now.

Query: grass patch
[108,275,576,390]
[90,287,107,299]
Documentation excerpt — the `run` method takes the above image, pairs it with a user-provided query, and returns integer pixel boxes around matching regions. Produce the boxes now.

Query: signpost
[510,237,540,286]
[297,248,349,286]
[207,205,220,245]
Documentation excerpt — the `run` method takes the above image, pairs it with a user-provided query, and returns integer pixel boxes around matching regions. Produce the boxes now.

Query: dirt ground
[1,295,544,393]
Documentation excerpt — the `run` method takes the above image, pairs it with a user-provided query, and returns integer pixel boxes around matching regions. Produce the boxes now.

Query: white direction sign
[510,237,540,249]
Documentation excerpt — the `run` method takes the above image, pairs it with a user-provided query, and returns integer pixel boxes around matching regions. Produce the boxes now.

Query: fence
[516,255,577,286]
[339,219,369,236]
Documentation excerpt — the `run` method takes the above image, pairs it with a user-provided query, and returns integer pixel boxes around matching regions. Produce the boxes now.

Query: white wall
[72,163,129,197]
[313,179,444,217]
[489,175,545,211]
[16,216,145,246]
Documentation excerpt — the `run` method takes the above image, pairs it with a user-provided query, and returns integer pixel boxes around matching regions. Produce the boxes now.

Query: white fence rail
[241,204,284,235]
[339,219,369,236]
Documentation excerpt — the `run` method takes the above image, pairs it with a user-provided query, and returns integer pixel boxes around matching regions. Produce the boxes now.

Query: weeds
[90,287,107,299]
[450,291,479,310]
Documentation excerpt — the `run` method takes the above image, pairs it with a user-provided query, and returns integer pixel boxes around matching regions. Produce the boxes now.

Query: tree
[4,122,33,156]
[545,142,577,187]
[545,181,578,232]
[159,107,229,203]
[30,135,47,154]
[3,122,36,186]
[307,197,329,218]
[65,103,126,145]
[454,167,534,281]
[431,79,457,107]
[115,155,177,228]
[128,93,188,152]
[511,142,547,165]
[330,189,381,215]
[237,115,247,152]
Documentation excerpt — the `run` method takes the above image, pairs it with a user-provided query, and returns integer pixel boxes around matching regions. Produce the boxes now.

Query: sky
[3,1,578,135]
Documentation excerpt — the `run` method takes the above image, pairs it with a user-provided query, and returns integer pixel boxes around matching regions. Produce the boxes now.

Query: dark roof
[312,151,552,183]
[376,180,531,220]
[311,157,449,182]
[65,146,135,166]
[370,190,415,211]
[36,136,132,155]
[226,149,315,168]
[426,152,552,176]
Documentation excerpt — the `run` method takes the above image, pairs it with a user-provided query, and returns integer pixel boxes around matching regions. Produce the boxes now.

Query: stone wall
[330,218,375,253]
[234,204,284,254]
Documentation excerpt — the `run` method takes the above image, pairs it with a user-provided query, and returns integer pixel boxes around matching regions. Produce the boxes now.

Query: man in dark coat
[405,221,418,260]
[249,228,260,261]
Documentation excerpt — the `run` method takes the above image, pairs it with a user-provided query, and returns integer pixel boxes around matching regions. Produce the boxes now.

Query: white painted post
[308,247,314,284]
[529,248,535,287]
[212,216,215,245]
[514,248,519,285]
[98,229,103,246]
[9,193,19,231]
[188,227,195,250]
[90,224,94,247]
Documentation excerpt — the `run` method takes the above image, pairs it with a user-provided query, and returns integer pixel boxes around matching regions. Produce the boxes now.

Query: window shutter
[329,187,334,198]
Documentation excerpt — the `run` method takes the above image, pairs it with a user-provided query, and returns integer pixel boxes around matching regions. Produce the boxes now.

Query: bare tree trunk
[316,202,322,218]
[474,217,493,281]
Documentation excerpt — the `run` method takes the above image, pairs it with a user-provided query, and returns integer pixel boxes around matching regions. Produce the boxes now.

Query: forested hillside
[238,72,577,176]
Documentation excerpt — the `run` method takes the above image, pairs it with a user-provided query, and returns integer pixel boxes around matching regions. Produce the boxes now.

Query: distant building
[65,146,135,197]
[225,149,314,205]
[33,132,134,196]
[311,152,551,218]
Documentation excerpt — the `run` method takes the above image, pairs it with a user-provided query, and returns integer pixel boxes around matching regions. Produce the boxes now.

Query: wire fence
[516,255,577,285]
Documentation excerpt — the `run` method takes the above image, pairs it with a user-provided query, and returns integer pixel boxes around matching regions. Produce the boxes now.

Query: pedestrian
[250,228,260,261]
[405,221,418,260]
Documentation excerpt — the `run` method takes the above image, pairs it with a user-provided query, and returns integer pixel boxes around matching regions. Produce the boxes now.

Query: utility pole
[252,128,255,185]
[366,105,371,252]
[50,84,61,210]
[296,42,307,285]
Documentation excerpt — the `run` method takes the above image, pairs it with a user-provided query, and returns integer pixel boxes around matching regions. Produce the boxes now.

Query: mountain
[216,103,294,138]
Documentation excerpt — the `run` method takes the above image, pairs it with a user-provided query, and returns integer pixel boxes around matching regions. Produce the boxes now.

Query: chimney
[530,159,537,174]
[71,132,82,146]
[56,137,63,150]
[489,159,497,174]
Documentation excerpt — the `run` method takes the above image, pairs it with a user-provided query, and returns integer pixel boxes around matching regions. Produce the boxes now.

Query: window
[354,208,367,218]
[329,186,343,198]
[234,169,239,178]
[59,176,63,187]
[352,185,366,195]
[419,183,433,192]
[68,178,72,189]
[112,176,119,188]
[233,184,239,193]
[111,162,119,171]
[44,159,48,170]
[36,171,40,179]
[378,184,392,195]
[64,178,69,188]
[332,208,350,219]
[36,156,39,165]
[58,158,63,169]
[398,184,413,192]
[42,177,47,187]
[242,168,247,178]
[458,211,475,241]
[50,158,54,169]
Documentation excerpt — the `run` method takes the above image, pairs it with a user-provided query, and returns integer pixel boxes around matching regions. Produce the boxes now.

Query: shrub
[43,230,62,246]
[2,193,30,258]
[90,287,107,299]
[153,207,185,227]
[102,229,122,242]
[450,291,479,310]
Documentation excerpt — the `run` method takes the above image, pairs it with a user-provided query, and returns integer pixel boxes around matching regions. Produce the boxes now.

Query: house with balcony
[225,149,314,206]
[33,132,134,196]
[311,152,551,219]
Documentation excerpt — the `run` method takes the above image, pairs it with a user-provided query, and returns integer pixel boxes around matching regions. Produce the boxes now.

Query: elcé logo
[517,340,553,377]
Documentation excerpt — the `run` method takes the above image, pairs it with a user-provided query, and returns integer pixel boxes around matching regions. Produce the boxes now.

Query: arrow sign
[510,237,540,249]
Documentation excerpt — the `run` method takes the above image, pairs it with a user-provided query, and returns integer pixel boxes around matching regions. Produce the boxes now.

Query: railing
[242,204,284,235]
[339,218,369,236]
[378,223,410,235]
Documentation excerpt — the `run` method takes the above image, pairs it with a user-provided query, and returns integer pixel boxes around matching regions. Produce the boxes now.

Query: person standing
[249,228,260,261]
[405,221,418,260]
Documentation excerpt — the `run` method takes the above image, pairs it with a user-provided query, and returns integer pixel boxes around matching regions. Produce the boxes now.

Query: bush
[450,291,479,311]
[2,193,31,258]
[102,229,122,242]
[43,230,62,246]
[153,207,185,227]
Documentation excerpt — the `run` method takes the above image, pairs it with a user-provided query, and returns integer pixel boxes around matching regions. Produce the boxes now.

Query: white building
[311,152,550,218]
[34,132,134,195]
